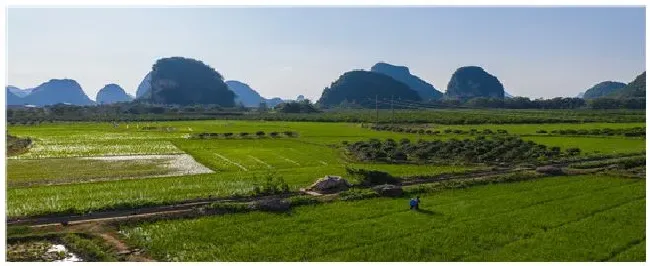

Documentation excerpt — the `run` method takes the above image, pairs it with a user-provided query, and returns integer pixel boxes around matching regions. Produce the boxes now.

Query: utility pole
[375,95,379,126]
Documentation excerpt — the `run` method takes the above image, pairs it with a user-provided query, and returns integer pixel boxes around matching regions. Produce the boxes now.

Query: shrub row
[190,131,298,139]
[369,125,509,136]
[536,127,645,137]
[344,167,400,186]
[339,188,380,201]
[345,136,580,165]
[569,156,646,170]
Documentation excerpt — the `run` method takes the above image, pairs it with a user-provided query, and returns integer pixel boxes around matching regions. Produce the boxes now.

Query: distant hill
[136,72,152,99]
[22,79,95,106]
[370,62,443,100]
[148,57,235,106]
[138,74,284,107]
[504,91,514,98]
[610,72,645,98]
[96,84,133,104]
[445,66,505,100]
[582,81,626,99]
[226,80,264,107]
[265,97,285,107]
[6,89,26,106]
[317,70,421,108]
[577,92,586,98]
[7,86,34,98]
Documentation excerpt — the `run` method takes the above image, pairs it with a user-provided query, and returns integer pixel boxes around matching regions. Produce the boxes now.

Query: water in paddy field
[48,244,82,262]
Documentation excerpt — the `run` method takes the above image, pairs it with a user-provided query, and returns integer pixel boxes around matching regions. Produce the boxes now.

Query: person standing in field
[415,196,420,210]
[409,197,417,210]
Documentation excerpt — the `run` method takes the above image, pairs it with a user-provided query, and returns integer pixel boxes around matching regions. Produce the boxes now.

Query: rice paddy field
[7,121,644,216]
[120,176,645,262]
[5,118,646,261]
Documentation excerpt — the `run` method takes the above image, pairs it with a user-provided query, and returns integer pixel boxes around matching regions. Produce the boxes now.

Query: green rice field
[120,175,645,261]
[6,120,645,217]
[5,118,646,262]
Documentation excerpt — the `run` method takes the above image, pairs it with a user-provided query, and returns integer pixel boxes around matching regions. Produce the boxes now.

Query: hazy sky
[7,7,646,101]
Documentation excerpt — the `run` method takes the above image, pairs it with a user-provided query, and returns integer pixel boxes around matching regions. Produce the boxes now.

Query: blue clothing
[409,199,417,207]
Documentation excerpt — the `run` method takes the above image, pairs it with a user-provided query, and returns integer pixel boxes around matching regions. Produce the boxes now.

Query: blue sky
[7,7,646,101]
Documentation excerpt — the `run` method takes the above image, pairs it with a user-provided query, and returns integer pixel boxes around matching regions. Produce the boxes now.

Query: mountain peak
[445,66,505,99]
[370,62,442,100]
[22,78,94,106]
[226,80,263,107]
[96,83,133,104]
[582,81,626,99]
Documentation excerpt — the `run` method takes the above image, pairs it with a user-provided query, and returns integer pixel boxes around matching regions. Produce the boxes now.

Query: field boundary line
[279,156,300,166]
[248,155,272,168]
[215,153,248,171]
[604,237,646,262]
[7,193,298,227]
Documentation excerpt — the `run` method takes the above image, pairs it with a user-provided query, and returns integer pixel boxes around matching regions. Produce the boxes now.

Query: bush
[252,170,290,195]
[617,157,646,169]
[7,134,32,156]
[269,131,279,137]
[239,132,250,138]
[339,188,379,201]
[565,147,581,156]
[207,202,249,213]
[250,199,291,212]
[61,234,118,262]
[536,166,565,176]
[223,132,234,138]
[255,131,265,137]
[345,167,400,186]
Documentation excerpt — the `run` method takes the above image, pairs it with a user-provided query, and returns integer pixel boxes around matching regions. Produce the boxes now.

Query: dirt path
[97,231,155,262]
[9,169,520,227]
[8,193,297,227]
[28,222,157,261]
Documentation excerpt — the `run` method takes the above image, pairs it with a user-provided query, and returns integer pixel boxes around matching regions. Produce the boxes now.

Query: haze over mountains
[7,86,34,98]
[575,72,647,99]
[6,59,645,107]
[7,79,95,106]
[581,81,627,99]
[225,81,287,108]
